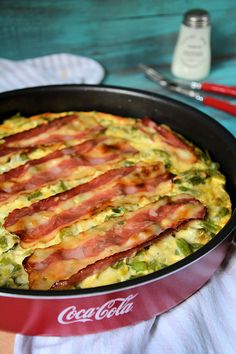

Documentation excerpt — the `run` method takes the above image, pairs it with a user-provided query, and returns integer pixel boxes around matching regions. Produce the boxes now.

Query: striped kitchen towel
[0,53,105,92]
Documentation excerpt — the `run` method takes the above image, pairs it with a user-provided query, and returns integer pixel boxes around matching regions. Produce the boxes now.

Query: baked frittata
[0,111,231,290]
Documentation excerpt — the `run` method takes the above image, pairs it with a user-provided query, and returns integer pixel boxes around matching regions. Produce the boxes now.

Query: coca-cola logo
[58,293,138,324]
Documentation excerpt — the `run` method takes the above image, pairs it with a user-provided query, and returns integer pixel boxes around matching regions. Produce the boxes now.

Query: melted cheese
[0,111,232,290]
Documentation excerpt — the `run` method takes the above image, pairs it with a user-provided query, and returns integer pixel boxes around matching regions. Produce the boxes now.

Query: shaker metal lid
[183,9,210,28]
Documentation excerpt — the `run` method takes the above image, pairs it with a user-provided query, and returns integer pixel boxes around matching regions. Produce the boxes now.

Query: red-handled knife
[193,82,236,98]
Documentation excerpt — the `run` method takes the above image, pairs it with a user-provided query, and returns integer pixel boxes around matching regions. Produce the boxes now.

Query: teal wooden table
[0,0,236,135]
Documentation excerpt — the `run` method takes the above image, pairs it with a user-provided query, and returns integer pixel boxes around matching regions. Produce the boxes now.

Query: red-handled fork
[199,96,236,116]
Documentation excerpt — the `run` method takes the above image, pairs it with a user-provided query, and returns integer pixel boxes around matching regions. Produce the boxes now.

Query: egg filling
[0,111,231,290]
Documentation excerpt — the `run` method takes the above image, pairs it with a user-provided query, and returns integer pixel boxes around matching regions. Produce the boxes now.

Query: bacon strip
[51,229,171,290]
[2,114,77,146]
[0,146,34,159]
[141,118,197,163]
[4,166,134,227]
[34,126,105,146]
[0,138,98,184]
[5,164,171,247]
[0,115,105,158]
[24,194,206,290]
[0,138,137,203]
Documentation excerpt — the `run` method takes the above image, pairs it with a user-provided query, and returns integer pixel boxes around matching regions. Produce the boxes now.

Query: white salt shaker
[171,9,211,81]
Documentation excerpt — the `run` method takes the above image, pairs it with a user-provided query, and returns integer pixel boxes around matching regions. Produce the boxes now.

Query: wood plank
[1,0,236,20]
[0,0,236,70]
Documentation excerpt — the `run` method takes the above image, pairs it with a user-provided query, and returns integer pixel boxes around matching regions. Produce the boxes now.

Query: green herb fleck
[60,227,72,239]
[178,186,191,192]
[0,236,8,248]
[154,149,171,169]
[176,238,193,256]
[112,260,125,269]
[190,242,203,251]
[129,261,148,272]
[176,169,207,186]
[19,153,28,161]
[154,149,170,159]
[217,207,230,218]
[148,260,167,272]
[104,207,126,221]
[131,126,138,132]
[200,220,220,234]
[124,160,135,166]
[13,264,22,272]
[59,180,68,192]
[0,257,11,266]
[111,207,126,214]
[27,190,43,201]
[189,175,205,185]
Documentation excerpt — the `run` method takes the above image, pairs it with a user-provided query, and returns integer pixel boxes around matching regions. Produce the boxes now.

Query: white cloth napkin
[0,53,105,92]
[0,54,235,354]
